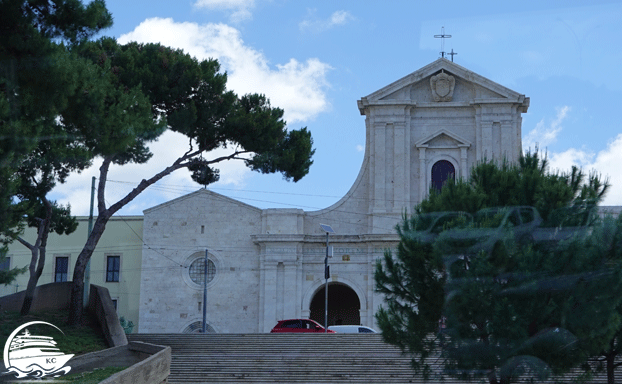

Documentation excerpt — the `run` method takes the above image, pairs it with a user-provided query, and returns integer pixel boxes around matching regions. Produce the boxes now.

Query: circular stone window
[188,257,216,285]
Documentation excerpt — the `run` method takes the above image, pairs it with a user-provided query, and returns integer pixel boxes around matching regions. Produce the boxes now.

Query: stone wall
[0,282,72,312]
[89,284,128,347]
[68,341,170,384]
[139,190,263,333]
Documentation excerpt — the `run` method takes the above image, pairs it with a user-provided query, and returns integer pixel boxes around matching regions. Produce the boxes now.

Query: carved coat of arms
[430,72,455,102]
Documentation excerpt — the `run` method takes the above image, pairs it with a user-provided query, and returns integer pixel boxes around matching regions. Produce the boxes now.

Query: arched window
[431,160,455,192]
[183,321,216,333]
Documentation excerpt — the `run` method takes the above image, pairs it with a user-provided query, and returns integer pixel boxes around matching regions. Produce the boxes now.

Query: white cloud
[330,10,353,26]
[299,9,354,32]
[356,144,364,152]
[520,106,622,205]
[119,18,331,123]
[546,134,622,206]
[523,105,570,152]
[193,0,255,22]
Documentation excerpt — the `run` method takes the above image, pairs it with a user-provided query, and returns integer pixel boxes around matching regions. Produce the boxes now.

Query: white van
[327,325,377,333]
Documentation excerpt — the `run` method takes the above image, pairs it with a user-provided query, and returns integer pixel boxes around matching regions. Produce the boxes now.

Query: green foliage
[0,310,108,355]
[416,151,608,223]
[119,316,134,334]
[375,214,446,378]
[68,38,314,182]
[376,153,618,383]
[62,366,128,383]
[0,0,110,285]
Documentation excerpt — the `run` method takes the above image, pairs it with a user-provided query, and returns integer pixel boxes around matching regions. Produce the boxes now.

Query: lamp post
[202,248,208,333]
[319,224,334,333]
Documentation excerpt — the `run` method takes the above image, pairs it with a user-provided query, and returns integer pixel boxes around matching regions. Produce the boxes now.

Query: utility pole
[319,224,334,332]
[202,248,208,333]
[83,176,96,308]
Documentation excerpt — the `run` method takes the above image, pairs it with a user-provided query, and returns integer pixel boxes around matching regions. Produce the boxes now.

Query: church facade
[138,58,531,333]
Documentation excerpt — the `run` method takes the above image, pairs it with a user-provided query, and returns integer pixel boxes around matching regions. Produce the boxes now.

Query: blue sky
[51,0,622,216]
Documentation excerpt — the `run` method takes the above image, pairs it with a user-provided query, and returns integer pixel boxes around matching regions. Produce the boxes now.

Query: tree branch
[97,156,113,215]
[16,237,34,251]
[105,159,190,216]
[103,149,251,218]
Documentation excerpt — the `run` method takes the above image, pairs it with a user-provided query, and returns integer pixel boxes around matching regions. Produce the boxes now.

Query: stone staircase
[128,333,618,384]
[128,333,444,383]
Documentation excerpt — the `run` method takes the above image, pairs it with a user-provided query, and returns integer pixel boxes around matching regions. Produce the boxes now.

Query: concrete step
[129,333,619,384]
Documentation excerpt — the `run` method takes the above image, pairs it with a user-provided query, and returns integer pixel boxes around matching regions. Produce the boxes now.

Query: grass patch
[62,366,128,383]
[0,309,108,357]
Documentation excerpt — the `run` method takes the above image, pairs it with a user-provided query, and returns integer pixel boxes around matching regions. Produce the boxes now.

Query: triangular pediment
[358,58,529,114]
[414,129,471,149]
[143,188,260,215]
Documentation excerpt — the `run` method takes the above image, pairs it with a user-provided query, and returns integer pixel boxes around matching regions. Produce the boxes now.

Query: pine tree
[375,151,617,383]
[65,39,316,325]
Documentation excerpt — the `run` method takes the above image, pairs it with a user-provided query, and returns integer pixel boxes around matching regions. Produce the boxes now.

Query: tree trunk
[19,200,51,316]
[488,370,499,384]
[607,353,615,384]
[20,258,38,315]
[68,213,109,325]
[488,371,510,384]
[20,251,42,315]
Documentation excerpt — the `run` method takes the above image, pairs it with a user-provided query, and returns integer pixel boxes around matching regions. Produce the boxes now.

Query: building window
[431,160,455,192]
[188,258,216,285]
[111,299,118,310]
[54,257,68,282]
[106,256,120,282]
[0,256,9,271]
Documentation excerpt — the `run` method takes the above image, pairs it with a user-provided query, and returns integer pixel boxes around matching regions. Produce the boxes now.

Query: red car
[270,319,335,333]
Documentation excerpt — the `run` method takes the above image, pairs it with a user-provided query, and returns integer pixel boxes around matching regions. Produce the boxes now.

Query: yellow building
[1,216,144,330]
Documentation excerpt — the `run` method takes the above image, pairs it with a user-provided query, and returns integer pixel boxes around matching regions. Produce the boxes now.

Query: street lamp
[202,248,208,333]
[319,223,334,332]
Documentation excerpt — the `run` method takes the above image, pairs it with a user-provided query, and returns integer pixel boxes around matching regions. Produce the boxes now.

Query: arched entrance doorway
[431,160,455,192]
[309,283,360,327]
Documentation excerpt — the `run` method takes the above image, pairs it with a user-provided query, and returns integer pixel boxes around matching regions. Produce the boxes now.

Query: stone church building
[138,58,530,333]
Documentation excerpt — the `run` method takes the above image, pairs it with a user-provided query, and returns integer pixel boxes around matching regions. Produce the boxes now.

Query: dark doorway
[431,160,455,192]
[309,283,360,327]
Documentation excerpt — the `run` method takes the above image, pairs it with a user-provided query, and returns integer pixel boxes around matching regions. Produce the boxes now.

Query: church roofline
[143,188,261,214]
[357,58,529,114]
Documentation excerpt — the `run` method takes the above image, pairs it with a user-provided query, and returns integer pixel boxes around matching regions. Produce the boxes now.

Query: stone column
[482,121,493,160]
[460,146,468,179]
[366,247,375,328]
[501,122,512,161]
[385,123,394,212]
[393,121,406,213]
[261,262,278,332]
[373,122,386,213]
[475,106,482,160]
[418,146,427,202]
[283,261,298,319]
[403,108,412,211]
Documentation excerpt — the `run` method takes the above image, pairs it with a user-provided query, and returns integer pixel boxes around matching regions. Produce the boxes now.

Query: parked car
[270,319,335,333]
[327,325,377,333]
